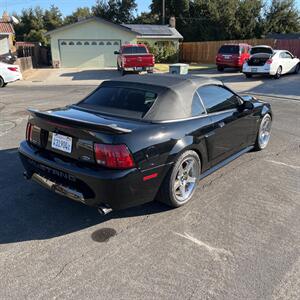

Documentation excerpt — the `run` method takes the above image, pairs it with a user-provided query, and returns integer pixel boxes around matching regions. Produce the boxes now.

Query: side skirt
[199,146,254,180]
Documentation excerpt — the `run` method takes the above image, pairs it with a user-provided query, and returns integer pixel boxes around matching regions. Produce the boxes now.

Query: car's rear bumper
[19,141,166,210]
[242,65,275,75]
[216,62,242,68]
[124,66,154,72]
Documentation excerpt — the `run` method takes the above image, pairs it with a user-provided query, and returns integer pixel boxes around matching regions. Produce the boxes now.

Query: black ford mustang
[19,74,272,214]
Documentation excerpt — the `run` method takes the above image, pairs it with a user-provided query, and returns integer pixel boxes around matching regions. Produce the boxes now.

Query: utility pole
[162,0,165,25]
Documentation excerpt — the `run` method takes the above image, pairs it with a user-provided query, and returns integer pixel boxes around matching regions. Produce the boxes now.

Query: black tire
[117,63,120,71]
[217,66,224,72]
[245,74,252,78]
[254,113,272,151]
[147,69,154,74]
[274,66,282,79]
[0,77,5,88]
[120,68,126,76]
[294,63,300,74]
[157,150,201,208]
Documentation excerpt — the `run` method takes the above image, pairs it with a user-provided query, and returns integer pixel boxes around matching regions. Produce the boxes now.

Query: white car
[243,45,300,79]
[0,62,22,87]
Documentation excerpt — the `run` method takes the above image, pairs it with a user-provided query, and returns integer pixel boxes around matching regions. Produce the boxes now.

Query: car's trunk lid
[248,53,272,66]
[123,54,154,67]
[27,106,140,164]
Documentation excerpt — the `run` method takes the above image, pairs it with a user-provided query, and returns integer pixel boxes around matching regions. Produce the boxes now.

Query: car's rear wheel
[274,66,282,79]
[0,77,5,88]
[217,66,224,72]
[246,74,252,78]
[294,63,300,74]
[254,113,272,150]
[120,68,126,76]
[157,150,200,207]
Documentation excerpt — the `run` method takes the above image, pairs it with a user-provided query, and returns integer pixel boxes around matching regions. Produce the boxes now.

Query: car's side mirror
[114,51,120,55]
[240,95,255,110]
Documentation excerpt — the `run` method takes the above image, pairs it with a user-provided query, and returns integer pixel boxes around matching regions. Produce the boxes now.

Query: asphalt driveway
[0,72,299,299]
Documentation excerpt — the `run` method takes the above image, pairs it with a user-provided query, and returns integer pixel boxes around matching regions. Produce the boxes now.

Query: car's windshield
[122,46,148,54]
[77,86,157,119]
[250,47,273,55]
[218,45,240,54]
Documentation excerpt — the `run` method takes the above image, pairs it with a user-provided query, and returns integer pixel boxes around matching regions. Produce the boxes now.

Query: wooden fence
[179,38,300,64]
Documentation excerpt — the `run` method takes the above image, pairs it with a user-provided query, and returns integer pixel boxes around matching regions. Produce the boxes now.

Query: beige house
[0,14,15,56]
[45,17,183,68]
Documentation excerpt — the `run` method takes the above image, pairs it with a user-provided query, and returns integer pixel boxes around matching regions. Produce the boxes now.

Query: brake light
[266,59,273,64]
[94,143,135,169]
[8,67,18,72]
[152,55,155,64]
[26,123,33,141]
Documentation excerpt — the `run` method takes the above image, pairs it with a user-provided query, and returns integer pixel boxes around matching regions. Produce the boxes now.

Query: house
[0,12,15,57]
[45,16,183,68]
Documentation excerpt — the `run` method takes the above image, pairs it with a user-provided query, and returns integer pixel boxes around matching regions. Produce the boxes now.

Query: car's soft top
[100,74,222,121]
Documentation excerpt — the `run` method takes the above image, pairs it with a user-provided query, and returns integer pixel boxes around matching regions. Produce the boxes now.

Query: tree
[92,0,137,23]
[134,12,159,24]
[264,0,300,33]
[43,5,63,31]
[64,7,92,24]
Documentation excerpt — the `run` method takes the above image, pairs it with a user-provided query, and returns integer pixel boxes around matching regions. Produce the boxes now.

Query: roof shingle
[0,20,14,34]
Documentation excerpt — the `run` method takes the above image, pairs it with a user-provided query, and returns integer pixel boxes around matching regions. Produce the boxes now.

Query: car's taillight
[122,57,127,64]
[94,143,135,169]
[26,123,33,141]
[8,67,18,72]
[266,59,273,64]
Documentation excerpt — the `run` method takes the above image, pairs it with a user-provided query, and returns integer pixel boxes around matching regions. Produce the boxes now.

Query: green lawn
[154,63,216,73]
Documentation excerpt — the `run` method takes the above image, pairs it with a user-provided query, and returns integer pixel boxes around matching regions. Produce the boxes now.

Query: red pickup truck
[114,44,155,75]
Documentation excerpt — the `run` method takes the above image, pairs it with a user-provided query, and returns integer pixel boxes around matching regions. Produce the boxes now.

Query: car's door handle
[218,121,225,128]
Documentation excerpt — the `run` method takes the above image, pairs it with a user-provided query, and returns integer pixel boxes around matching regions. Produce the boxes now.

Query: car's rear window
[218,45,240,54]
[250,47,273,55]
[122,46,148,54]
[77,86,157,119]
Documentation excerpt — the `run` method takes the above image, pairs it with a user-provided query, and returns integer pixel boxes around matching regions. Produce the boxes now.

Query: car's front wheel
[0,77,6,88]
[217,66,224,72]
[254,113,272,150]
[294,63,300,74]
[157,150,200,207]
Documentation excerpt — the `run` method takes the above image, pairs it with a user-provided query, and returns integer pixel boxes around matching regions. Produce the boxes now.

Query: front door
[197,85,255,165]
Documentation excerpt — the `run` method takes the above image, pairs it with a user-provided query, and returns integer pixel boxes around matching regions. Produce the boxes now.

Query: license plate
[251,68,257,72]
[51,133,72,153]
[135,67,143,71]
[224,55,231,59]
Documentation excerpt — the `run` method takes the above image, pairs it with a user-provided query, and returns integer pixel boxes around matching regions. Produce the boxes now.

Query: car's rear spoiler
[27,108,132,134]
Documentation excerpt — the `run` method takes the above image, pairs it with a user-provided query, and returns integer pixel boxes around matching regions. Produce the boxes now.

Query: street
[0,70,299,299]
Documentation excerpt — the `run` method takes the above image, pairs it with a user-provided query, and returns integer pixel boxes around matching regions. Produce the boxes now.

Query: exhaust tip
[98,205,113,215]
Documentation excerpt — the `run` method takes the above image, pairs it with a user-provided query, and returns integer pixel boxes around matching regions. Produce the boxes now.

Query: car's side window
[280,52,286,58]
[191,92,206,117]
[285,52,293,59]
[197,85,241,114]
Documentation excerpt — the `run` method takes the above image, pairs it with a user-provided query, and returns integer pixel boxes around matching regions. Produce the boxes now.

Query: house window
[91,41,97,45]
[84,41,90,45]
[99,41,105,45]
[76,41,82,45]
[106,41,112,45]
[61,41,67,45]
[113,41,119,45]
[68,41,74,46]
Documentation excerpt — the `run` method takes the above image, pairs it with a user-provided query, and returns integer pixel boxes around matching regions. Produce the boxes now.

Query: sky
[1,0,151,16]
[1,0,300,16]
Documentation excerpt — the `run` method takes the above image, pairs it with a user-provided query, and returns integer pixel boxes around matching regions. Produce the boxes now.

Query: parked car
[19,75,272,214]
[114,44,155,76]
[216,43,251,71]
[243,46,300,79]
[0,62,22,87]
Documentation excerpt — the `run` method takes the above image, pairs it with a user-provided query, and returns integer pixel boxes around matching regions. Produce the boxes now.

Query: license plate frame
[135,67,143,71]
[51,133,72,154]
[251,68,257,72]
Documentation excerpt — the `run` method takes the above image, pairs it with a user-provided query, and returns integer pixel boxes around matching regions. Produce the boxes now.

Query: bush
[147,43,178,63]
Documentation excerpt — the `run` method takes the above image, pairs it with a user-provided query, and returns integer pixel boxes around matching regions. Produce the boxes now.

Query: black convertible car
[19,74,272,214]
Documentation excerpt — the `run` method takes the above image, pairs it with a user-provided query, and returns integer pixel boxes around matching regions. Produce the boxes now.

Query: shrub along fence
[180,38,300,64]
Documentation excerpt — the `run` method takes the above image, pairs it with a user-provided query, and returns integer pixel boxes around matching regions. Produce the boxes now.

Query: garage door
[59,39,121,68]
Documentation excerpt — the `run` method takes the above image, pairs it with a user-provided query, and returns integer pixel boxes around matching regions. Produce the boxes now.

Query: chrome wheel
[258,114,272,149]
[275,66,282,79]
[173,157,199,202]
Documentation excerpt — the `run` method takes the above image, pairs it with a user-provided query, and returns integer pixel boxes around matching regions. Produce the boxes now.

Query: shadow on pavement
[60,69,121,81]
[0,148,169,244]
